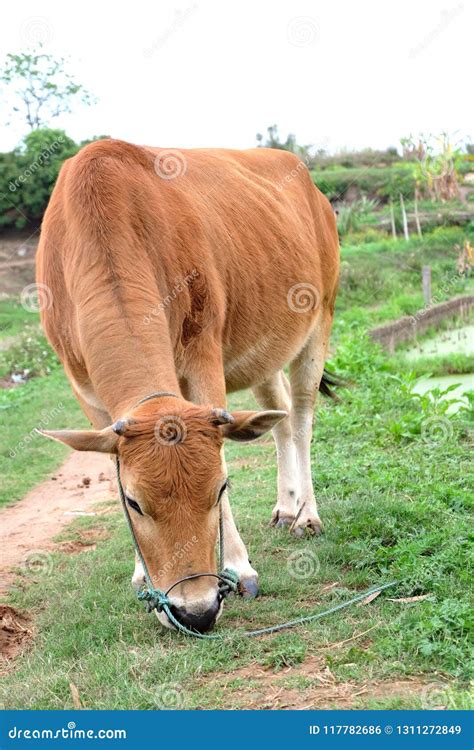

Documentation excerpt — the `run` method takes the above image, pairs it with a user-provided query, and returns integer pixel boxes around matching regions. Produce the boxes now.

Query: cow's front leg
[220,483,259,598]
[131,553,145,591]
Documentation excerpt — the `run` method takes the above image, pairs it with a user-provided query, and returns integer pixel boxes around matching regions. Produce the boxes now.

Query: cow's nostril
[169,598,220,633]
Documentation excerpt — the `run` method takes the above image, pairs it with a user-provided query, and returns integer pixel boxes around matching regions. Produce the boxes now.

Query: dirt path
[205,657,447,709]
[0,451,116,596]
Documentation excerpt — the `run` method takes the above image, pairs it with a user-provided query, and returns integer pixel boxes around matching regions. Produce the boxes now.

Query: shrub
[312,163,415,203]
[0,129,108,230]
[0,128,79,229]
[312,147,401,169]
[0,326,59,380]
[336,197,379,235]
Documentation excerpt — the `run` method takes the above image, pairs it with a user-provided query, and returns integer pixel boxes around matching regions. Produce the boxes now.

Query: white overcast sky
[0,0,471,153]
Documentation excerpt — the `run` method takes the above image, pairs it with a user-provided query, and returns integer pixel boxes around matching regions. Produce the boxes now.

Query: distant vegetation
[0,122,472,233]
[0,129,108,230]
[257,125,474,240]
[0,44,99,230]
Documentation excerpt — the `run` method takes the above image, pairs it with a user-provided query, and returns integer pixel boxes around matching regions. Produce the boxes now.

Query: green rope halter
[115,392,398,639]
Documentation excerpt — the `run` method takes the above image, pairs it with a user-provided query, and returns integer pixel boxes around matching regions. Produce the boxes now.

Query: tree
[256,124,295,150]
[256,124,313,163]
[0,46,95,131]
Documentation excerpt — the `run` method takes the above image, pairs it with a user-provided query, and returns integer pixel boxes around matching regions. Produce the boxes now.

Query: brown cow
[36,139,339,633]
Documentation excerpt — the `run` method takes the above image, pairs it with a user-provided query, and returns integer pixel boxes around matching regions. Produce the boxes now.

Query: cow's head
[40,397,286,632]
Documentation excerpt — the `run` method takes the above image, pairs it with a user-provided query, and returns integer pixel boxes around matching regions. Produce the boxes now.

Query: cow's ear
[37,426,119,454]
[220,410,287,442]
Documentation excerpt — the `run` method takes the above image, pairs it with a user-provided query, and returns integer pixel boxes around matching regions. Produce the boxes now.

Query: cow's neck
[81,312,180,419]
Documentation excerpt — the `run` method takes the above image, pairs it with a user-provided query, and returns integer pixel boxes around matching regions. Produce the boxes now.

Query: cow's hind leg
[288,314,332,537]
[252,372,299,527]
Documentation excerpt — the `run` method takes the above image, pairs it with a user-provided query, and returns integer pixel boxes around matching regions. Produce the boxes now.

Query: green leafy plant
[337,197,379,235]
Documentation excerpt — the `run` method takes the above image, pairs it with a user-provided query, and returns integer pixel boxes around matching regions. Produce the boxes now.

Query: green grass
[393,352,474,379]
[0,300,86,507]
[0,370,86,507]
[337,226,474,328]
[0,328,59,379]
[0,227,472,710]
[0,331,472,709]
[0,300,38,341]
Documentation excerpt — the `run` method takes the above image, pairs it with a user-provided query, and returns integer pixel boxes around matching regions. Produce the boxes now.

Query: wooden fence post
[400,193,410,241]
[390,200,397,239]
[414,188,422,238]
[422,266,432,305]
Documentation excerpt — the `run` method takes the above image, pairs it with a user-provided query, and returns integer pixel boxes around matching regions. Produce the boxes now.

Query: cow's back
[37,139,339,393]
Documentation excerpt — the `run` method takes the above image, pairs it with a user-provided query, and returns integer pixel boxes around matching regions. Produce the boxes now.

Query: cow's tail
[319,367,347,401]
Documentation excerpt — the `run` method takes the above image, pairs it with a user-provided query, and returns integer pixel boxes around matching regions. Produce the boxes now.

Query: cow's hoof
[270,509,294,528]
[238,574,259,599]
[291,517,324,538]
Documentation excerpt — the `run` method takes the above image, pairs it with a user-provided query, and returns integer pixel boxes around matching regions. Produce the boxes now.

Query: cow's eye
[126,496,143,515]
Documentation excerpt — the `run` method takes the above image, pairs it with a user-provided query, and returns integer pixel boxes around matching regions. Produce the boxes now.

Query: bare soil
[207,656,440,709]
[0,451,116,596]
[0,605,32,665]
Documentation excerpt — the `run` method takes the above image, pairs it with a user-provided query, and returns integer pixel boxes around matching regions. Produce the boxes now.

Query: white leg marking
[291,406,322,536]
[289,318,329,536]
[220,449,259,597]
[131,555,145,591]
[253,372,300,526]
